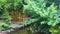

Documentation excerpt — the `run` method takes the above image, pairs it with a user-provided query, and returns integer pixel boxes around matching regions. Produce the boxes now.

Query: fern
[24,0,60,34]
[24,0,60,26]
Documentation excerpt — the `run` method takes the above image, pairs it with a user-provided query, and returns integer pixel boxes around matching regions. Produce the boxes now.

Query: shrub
[24,0,60,34]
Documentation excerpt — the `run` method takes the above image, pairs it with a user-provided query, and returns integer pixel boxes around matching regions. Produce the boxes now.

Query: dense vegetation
[0,0,23,31]
[0,0,60,34]
[24,0,60,34]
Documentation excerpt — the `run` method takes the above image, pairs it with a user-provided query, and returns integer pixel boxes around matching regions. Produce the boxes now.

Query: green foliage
[49,25,60,34]
[24,0,60,27]
[0,0,23,31]
[0,0,22,8]
[0,22,12,31]
[24,0,60,34]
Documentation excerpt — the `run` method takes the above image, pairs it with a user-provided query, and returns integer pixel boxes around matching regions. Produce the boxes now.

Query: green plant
[24,0,60,27]
[24,0,60,34]
[0,23,12,31]
[0,0,23,31]
[49,25,60,34]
